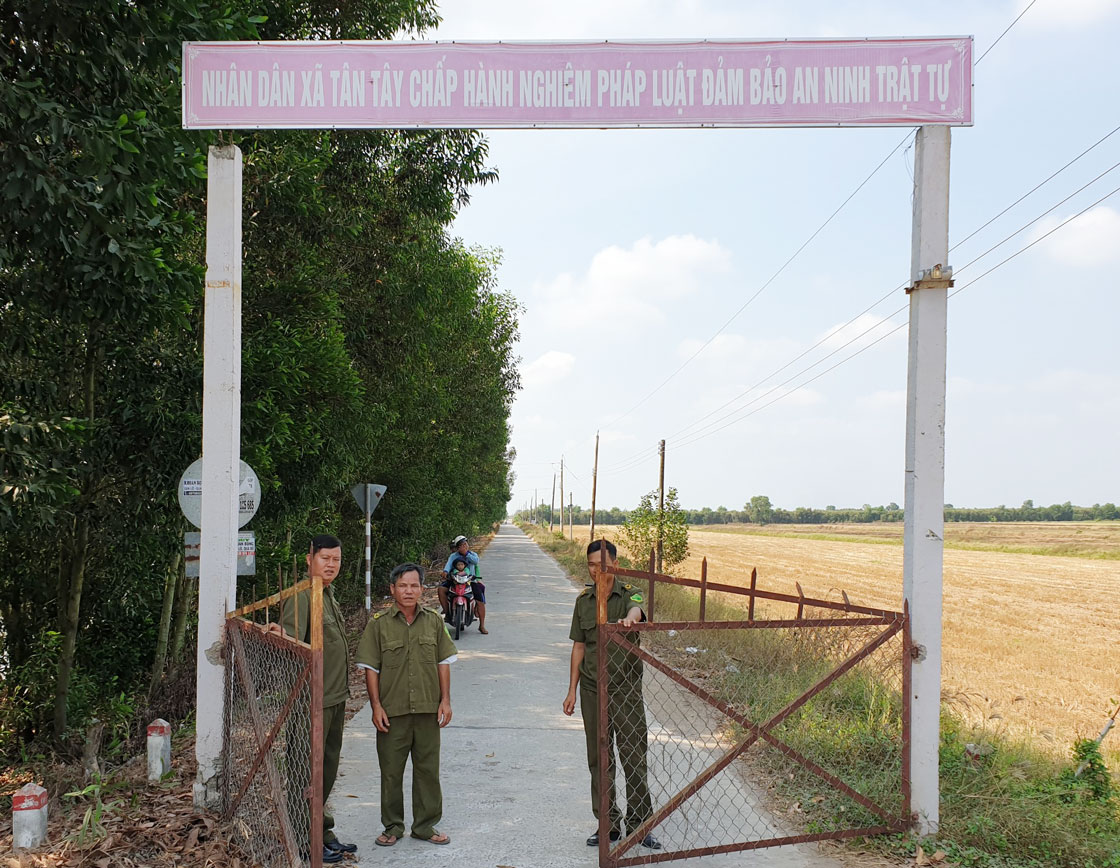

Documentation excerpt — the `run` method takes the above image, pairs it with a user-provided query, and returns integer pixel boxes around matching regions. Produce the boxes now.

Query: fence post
[310,573,324,867]
[698,557,708,622]
[646,548,656,623]
[12,783,48,849]
[147,718,172,781]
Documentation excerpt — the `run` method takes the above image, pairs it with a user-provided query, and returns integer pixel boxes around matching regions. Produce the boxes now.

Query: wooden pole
[550,473,556,532]
[589,432,599,542]
[559,457,564,536]
[657,439,666,573]
[309,569,324,866]
[569,492,574,541]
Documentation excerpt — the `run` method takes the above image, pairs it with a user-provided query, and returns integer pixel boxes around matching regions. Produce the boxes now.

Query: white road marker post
[903,124,952,836]
[194,144,243,809]
[12,783,48,849]
[365,487,372,611]
[147,718,172,781]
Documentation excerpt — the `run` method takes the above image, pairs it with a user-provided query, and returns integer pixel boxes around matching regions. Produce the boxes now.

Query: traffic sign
[351,483,386,514]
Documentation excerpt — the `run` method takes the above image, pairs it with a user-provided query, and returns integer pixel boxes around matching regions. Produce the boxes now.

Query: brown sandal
[412,831,450,845]
[375,833,398,847]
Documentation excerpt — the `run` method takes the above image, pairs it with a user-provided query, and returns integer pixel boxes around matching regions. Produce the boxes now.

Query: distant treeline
[517,498,1120,526]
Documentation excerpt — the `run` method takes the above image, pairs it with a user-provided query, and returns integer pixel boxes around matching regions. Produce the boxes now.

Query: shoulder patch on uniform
[373,611,384,619]
[629,593,644,603]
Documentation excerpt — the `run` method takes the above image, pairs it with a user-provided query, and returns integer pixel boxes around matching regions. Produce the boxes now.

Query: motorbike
[446,576,476,640]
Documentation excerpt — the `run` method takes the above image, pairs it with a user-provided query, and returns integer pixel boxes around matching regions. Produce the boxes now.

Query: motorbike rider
[439,535,488,634]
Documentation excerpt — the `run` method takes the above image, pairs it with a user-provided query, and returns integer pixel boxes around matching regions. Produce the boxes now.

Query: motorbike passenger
[439,535,488,634]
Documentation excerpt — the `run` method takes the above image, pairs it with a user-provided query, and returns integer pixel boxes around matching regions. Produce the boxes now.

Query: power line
[597,130,915,434]
[663,141,1120,447]
[670,181,1120,452]
[975,0,1039,65]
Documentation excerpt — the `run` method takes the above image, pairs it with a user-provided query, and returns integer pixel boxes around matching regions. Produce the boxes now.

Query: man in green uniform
[356,562,457,848]
[278,534,356,863]
[563,539,661,850]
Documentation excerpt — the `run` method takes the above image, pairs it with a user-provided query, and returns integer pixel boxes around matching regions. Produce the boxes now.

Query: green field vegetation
[520,523,1120,868]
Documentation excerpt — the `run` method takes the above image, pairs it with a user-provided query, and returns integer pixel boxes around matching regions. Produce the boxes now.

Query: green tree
[745,495,773,525]
[0,0,518,751]
[620,487,689,571]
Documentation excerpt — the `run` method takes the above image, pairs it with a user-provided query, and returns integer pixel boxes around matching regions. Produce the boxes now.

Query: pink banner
[182,39,972,130]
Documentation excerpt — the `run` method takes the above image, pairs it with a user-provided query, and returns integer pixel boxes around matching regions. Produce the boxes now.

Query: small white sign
[185,531,256,576]
[177,458,261,529]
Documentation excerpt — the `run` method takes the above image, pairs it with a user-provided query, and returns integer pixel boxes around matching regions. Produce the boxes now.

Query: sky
[431,0,1120,513]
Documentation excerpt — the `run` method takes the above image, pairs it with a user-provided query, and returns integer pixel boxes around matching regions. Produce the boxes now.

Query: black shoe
[321,846,344,864]
[639,833,662,850]
[325,839,357,854]
[586,828,621,846]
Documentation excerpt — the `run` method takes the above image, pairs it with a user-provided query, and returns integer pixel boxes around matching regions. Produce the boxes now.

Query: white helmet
[451,535,468,547]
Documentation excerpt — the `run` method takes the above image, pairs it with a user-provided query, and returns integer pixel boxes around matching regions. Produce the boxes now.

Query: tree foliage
[619,487,690,570]
[0,0,518,752]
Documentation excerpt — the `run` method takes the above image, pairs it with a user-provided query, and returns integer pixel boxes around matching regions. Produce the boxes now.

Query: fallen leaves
[914,843,948,865]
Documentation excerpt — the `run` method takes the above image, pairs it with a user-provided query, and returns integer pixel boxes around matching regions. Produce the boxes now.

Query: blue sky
[434,0,1120,512]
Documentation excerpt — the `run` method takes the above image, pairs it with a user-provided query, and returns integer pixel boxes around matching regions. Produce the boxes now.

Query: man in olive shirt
[563,539,661,850]
[356,562,457,847]
[278,534,355,863]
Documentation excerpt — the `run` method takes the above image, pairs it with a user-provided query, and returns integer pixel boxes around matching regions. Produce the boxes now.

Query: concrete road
[331,523,845,867]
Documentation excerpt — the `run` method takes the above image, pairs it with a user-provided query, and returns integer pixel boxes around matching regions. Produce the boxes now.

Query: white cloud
[521,350,575,387]
[1027,0,1120,28]
[536,235,731,326]
[1030,206,1120,267]
[818,313,906,354]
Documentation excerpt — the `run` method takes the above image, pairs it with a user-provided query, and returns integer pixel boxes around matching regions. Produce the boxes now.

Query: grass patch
[519,522,1120,868]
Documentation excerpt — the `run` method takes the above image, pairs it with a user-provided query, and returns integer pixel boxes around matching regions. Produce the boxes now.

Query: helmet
[451,535,468,547]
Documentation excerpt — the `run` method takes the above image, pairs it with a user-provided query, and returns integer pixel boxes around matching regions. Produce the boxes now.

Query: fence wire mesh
[222,618,317,868]
[601,601,907,866]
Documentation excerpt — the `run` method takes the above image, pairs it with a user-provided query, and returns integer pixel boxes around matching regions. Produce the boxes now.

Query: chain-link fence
[597,568,909,867]
[222,613,323,868]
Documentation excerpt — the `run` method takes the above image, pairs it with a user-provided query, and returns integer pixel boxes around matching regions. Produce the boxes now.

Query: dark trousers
[580,684,652,832]
[375,712,442,839]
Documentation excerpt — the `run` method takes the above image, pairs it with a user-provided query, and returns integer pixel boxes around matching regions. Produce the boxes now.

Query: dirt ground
[576,523,1120,766]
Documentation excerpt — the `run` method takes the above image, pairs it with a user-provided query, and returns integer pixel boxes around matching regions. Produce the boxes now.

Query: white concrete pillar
[147,718,172,781]
[904,124,951,836]
[12,783,48,849]
[194,144,243,809]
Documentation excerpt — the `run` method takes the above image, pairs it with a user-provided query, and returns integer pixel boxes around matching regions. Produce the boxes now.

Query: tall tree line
[0,0,519,751]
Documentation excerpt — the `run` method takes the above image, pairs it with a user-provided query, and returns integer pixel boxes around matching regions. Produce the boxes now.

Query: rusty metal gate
[596,556,911,866]
[222,577,325,868]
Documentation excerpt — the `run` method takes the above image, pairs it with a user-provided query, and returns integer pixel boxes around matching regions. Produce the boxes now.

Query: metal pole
[903,124,951,836]
[550,473,556,532]
[590,432,599,542]
[569,492,574,541]
[364,485,372,612]
[195,144,242,809]
[657,440,666,574]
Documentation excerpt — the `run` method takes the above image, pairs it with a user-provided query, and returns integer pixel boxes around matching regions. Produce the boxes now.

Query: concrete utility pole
[657,439,666,573]
[195,145,242,809]
[569,492,574,540]
[903,124,951,836]
[550,474,556,532]
[589,432,599,542]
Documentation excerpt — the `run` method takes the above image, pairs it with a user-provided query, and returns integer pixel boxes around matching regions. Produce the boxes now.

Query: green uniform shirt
[569,578,646,690]
[355,605,457,718]
[281,584,351,707]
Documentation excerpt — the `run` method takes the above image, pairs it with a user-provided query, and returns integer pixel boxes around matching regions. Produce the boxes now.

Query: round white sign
[177,458,261,529]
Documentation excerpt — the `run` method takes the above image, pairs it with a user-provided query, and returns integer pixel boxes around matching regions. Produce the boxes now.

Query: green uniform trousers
[375,712,442,839]
[289,700,346,844]
[321,701,345,841]
[580,685,652,832]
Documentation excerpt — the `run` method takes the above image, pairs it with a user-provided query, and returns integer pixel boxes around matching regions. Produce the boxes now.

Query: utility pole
[657,439,666,573]
[559,456,564,537]
[904,124,951,836]
[569,492,574,540]
[533,489,537,524]
[589,432,600,542]
[550,473,556,532]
